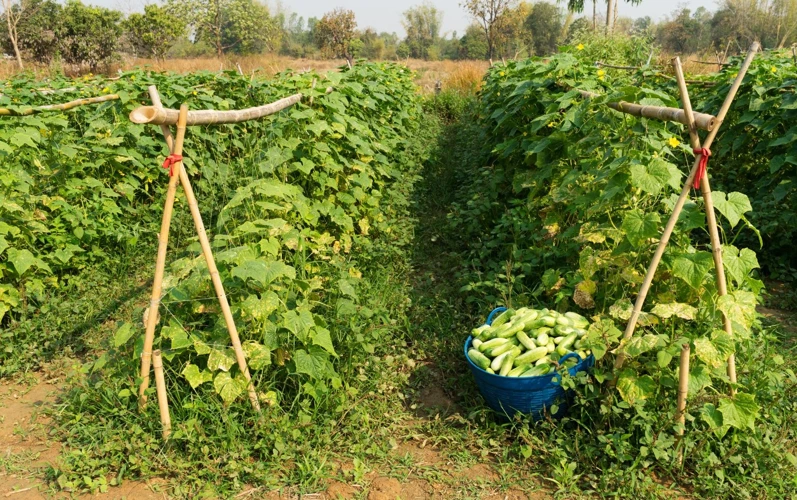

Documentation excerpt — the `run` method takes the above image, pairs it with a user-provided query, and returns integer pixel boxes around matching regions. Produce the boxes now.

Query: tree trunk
[4,5,23,70]
[606,0,616,34]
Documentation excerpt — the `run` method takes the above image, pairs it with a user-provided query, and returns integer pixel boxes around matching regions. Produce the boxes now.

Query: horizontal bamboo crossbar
[577,90,717,131]
[0,94,119,116]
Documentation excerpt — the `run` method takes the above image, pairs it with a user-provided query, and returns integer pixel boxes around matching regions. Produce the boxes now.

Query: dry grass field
[0,54,490,94]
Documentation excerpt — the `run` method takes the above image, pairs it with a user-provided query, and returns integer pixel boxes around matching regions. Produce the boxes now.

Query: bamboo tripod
[134,87,317,415]
[614,43,759,385]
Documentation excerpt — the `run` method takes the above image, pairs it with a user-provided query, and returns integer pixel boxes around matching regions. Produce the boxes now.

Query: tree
[458,22,488,59]
[524,1,563,56]
[124,5,184,60]
[1,0,60,64]
[315,8,358,65]
[565,0,643,32]
[461,0,517,59]
[168,0,277,57]
[1,0,35,68]
[58,0,122,70]
[402,2,443,59]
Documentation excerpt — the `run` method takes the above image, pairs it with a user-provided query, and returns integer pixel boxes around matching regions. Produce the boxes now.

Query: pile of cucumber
[467,308,592,377]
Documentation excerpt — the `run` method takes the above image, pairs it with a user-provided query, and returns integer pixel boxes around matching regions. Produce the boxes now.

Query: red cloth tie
[162,154,183,177]
[692,148,711,189]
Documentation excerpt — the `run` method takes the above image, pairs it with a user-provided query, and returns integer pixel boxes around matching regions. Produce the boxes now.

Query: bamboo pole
[577,90,717,131]
[138,104,189,409]
[152,350,172,441]
[615,42,759,372]
[692,60,732,67]
[148,86,175,151]
[673,57,738,392]
[676,343,690,466]
[130,94,302,125]
[0,94,119,116]
[176,151,261,413]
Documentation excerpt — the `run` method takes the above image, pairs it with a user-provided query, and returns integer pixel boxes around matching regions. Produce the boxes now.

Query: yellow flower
[130,75,135,81]
[101,87,109,93]
[598,76,605,81]
[597,69,605,77]
[577,43,584,50]
[499,71,505,76]
[192,91,197,95]
[668,137,681,148]
[771,66,777,73]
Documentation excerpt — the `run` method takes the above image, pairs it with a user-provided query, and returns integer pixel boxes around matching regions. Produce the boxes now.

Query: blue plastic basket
[465,307,595,420]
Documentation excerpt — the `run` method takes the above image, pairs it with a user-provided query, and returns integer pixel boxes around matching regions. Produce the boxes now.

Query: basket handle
[485,307,507,326]
[558,352,581,366]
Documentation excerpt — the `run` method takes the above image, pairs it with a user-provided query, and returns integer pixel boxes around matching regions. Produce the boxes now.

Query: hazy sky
[102,0,720,38]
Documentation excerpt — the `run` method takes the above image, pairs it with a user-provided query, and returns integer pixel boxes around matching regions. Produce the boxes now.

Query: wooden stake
[152,350,172,440]
[615,42,759,371]
[577,90,717,131]
[672,57,738,393]
[138,104,189,409]
[176,156,261,413]
[676,343,690,466]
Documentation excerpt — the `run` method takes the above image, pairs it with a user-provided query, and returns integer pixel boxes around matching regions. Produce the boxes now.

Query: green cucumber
[577,350,588,360]
[556,345,573,357]
[521,364,553,377]
[574,328,587,338]
[556,315,574,327]
[472,338,483,349]
[472,324,490,337]
[559,333,578,350]
[565,312,590,329]
[507,364,530,377]
[468,349,491,370]
[516,330,537,350]
[491,351,510,372]
[554,325,576,336]
[553,335,564,344]
[479,337,509,352]
[536,332,549,346]
[546,342,556,353]
[538,315,557,327]
[514,346,549,366]
[486,367,495,374]
[490,309,515,328]
[488,340,518,358]
[500,347,522,376]
[535,356,552,366]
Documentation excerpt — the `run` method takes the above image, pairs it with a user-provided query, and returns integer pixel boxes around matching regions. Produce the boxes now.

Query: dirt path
[0,373,166,499]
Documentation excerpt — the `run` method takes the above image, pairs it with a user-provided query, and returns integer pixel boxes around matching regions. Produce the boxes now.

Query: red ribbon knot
[692,147,711,189]
[162,154,183,177]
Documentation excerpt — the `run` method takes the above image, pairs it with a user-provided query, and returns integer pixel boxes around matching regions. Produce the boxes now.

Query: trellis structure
[585,43,759,431]
[131,86,323,428]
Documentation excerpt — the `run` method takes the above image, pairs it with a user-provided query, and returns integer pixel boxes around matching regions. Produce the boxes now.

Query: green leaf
[671,252,713,290]
[0,303,9,323]
[0,236,8,256]
[207,348,236,372]
[700,403,728,438]
[282,308,315,342]
[722,246,760,287]
[311,327,337,356]
[7,248,49,276]
[713,191,752,228]
[717,291,757,337]
[621,210,660,248]
[718,393,759,431]
[113,323,134,347]
[629,159,671,195]
[616,369,656,405]
[242,342,271,370]
[231,259,296,287]
[337,278,358,299]
[182,363,214,389]
[213,372,247,403]
[694,337,723,368]
[651,302,697,320]
[657,350,673,367]
[618,334,661,358]
[687,364,712,397]
[711,329,735,359]
[294,348,332,380]
[239,292,281,321]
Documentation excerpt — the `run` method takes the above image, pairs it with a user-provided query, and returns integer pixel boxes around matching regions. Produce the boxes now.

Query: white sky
[100,0,721,38]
